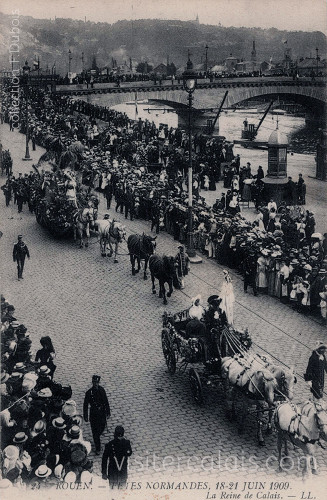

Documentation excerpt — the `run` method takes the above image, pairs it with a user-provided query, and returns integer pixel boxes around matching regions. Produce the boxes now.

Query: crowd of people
[1,83,327,323]
[0,297,95,490]
[0,298,133,490]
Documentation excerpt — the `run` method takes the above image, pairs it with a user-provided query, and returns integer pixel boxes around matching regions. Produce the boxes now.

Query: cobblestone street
[0,123,326,497]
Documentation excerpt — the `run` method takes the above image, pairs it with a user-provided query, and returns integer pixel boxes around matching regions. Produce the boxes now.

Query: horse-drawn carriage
[161,305,252,405]
[161,303,298,448]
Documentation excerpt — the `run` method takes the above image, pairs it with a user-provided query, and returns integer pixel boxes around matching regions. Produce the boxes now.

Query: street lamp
[316,47,319,77]
[205,44,209,74]
[68,49,72,82]
[22,61,32,161]
[182,55,202,263]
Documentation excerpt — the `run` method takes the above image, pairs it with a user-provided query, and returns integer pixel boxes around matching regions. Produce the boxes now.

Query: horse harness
[284,401,322,445]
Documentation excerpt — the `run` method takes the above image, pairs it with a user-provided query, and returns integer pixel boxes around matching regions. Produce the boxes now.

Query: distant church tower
[195,14,199,24]
[251,40,256,62]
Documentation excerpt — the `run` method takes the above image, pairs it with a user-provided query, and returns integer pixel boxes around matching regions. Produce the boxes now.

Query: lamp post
[205,44,209,75]
[81,52,85,81]
[316,47,319,77]
[22,61,32,161]
[182,55,202,263]
[68,49,72,82]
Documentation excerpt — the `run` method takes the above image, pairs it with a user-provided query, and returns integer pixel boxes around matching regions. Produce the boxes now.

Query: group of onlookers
[1,297,94,490]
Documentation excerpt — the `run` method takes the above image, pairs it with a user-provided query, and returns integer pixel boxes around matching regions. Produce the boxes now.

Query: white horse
[275,399,327,477]
[222,354,278,446]
[73,205,97,248]
[97,215,112,257]
[97,216,126,262]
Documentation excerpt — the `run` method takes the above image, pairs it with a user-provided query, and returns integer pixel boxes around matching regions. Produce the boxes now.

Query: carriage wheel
[161,330,176,375]
[189,368,203,405]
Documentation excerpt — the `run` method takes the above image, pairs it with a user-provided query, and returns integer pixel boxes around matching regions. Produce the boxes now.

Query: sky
[1,0,326,33]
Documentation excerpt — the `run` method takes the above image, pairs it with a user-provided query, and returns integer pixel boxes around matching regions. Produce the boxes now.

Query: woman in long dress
[256,252,268,290]
[219,270,235,326]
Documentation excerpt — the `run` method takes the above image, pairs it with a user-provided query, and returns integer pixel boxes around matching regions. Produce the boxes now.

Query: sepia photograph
[0,1,326,499]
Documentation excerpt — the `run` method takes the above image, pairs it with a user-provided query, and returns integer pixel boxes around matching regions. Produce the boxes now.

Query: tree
[136,62,153,74]
[167,62,176,76]
[91,55,98,71]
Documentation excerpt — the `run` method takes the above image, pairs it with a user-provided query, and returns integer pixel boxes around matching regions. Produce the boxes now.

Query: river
[82,94,318,179]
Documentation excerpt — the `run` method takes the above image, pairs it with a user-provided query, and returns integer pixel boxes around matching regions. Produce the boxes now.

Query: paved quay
[0,122,326,492]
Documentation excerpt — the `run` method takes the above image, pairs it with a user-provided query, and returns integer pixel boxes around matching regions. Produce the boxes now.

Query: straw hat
[38,365,50,376]
[34,464,52,478]
[13,432,28,444]
[52,417,66,429]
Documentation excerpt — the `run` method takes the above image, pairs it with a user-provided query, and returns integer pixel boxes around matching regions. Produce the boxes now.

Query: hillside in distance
[0,13,326,74]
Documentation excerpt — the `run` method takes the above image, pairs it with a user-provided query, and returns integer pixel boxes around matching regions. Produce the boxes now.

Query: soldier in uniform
[13,235,30,281]
[102,425,132,487]
[83,375,111,454]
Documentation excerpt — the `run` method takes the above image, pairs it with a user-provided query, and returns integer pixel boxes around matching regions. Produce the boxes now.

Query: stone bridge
[55,77,326,131]
[56,77,325,108]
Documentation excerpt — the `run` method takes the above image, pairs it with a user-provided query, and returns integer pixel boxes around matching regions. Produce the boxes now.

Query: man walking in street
[304,342,327,400]
[13,235,30,281]
[83,375,111,454]
[175,245,190,290]
[243,249,258,296]
[1,179,12,206]
[102,425,132,488]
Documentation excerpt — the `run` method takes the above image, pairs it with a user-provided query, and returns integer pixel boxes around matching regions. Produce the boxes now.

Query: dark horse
[149,254,179,305]
[127,233,157,280]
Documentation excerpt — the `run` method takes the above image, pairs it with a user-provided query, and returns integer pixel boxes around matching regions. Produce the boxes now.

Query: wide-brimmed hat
[13,432,28,444]
[3,445,19,461]
[38,365,50,376]
[52,417,66,429]
[37,387,53,398]
[35,464,52,478]
[62,399,77,417]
